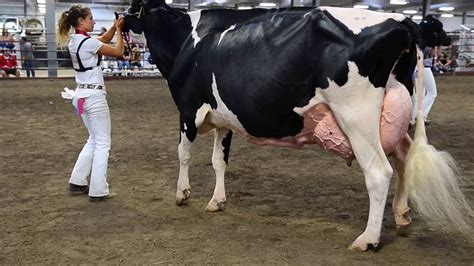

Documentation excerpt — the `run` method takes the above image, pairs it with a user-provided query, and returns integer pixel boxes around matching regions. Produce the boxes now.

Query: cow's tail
[404,46,473,236]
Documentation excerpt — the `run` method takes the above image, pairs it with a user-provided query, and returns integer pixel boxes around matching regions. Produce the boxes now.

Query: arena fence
[1,27,474,78]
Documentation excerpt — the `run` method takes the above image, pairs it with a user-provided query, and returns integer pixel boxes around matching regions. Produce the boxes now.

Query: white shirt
[68,34,104,97]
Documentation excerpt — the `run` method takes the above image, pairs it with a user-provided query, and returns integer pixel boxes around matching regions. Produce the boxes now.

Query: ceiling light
[37,0,45,3]
[38,3,46,8]
[237,6,253,10]
[165,0,172,3]
[402,10,417,14]
[441,14,454,18]
[259,3,276,7]
[439,6,454,12]
[412,15,422,20]
[353,4,369,9]
[461,25,471,31]
[390,0,408,5]
[39,7,46,13]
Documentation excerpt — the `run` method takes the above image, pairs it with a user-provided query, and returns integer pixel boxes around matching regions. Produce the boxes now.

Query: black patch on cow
[125,4,437,139]
[222,130,233,164]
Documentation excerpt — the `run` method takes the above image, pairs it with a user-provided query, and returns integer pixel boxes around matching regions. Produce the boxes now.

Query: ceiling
[1,0,473,14]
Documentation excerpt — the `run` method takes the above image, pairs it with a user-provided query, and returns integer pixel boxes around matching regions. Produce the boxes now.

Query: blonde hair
[57,5,91,46]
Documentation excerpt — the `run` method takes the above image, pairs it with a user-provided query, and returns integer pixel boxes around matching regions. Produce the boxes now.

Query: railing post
[45,0,57,77]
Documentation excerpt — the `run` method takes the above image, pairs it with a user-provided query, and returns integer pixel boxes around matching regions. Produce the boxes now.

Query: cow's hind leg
[345,127,393,251]
[207,128,233,212]
[175,121,196,206]
[321,73,393,251]
[392,133,413,236]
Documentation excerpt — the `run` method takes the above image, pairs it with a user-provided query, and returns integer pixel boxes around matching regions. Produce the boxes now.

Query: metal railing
[1,28,161,77]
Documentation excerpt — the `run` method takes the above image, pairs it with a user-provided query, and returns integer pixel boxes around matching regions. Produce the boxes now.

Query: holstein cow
[124,1,472,250]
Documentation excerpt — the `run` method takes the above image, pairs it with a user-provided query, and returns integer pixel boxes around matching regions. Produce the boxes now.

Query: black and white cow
[125,1,471,251]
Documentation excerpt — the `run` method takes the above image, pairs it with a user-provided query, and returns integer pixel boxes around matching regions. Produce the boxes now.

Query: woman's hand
[115,16,125,31]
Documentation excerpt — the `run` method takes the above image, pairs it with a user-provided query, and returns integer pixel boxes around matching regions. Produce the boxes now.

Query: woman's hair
[57,5,91,45]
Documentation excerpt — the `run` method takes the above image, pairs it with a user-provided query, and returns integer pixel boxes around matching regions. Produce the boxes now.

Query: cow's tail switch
[404,46,473,238]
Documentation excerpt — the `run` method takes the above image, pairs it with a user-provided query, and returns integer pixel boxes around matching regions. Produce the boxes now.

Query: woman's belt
[78,84,104,90]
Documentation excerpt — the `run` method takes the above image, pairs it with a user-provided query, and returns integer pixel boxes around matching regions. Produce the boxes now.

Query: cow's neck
[143,10,191,79]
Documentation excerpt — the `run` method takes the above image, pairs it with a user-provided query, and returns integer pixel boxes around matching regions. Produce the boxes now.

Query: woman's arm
[98,16,125,58]
[97,26,116,43]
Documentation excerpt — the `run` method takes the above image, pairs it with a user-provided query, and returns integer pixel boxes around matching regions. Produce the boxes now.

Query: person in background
[20,37,35,78]
[130,43,142,69]
[98,26,107,36]
[0,29,15,50]
[57,4,124,202]
[411,46,437,125]
[116,46,131,74]
[0,48,20,77]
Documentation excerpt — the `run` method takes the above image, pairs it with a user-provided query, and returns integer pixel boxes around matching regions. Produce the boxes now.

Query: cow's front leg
[207,128,233,212]
[176,123,196,206]
[392,133,413,236]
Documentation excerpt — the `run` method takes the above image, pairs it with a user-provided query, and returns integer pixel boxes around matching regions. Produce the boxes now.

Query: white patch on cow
[218,24,236,46]
[188,10,202,47]
[293,61,384,117]
[210,73,246,132]
[318,6,405,35]
[195,103,212,128]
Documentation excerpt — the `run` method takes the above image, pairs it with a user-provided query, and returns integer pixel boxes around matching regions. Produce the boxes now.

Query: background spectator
[0,29,15,50]
[20,37,35,77]
[130,44,142,69]
[0,48,20,77]
[98,27,107,36]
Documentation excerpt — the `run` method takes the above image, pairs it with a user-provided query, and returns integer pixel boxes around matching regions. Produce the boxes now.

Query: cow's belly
[220,80,411,163]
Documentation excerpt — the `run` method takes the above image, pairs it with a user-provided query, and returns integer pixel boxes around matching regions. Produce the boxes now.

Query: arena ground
[0,76,473,264]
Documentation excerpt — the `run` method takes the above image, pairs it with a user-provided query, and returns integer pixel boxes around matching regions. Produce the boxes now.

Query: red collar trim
[75,29,90,37]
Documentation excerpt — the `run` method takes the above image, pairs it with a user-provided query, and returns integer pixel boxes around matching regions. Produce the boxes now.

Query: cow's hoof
[395,209,412,236]
[175,189,191,206]
[396,222,411,236]
[348,241,379,252]
[206,199,225,212]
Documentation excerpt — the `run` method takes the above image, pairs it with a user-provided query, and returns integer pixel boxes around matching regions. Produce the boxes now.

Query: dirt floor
[0,76,473,264]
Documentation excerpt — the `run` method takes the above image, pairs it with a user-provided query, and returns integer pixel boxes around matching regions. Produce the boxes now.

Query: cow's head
[419,15,451,48]
[124,0,169,34]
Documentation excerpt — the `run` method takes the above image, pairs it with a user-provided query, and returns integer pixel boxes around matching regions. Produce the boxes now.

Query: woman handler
[58,5,124,201]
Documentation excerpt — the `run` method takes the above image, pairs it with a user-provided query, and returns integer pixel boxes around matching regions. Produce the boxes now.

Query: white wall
[439,15,474,32]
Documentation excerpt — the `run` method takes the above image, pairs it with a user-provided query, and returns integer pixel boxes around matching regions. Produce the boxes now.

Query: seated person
[0,48,20,77]
[130,44,142,69]
[117,47,131,70]
[435,52,454,73]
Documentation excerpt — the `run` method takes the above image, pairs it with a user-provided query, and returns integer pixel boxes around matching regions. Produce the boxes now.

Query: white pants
[69,90,111,197]
[412,67,437,121]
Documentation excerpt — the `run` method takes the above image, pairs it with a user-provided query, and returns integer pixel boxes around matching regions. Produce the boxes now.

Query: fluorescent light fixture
[38,3,46,7]
[39,7,46,13]
[165,0,172,3]
[237,6,253,10]
[390,0,408,5]
[441,13,454,18]
[37,0,45,3]
[402,9,417,14]
[259,2,276,7]
[353,4,369,9]
[412,15,422,20]
[460,25,471,31]
[439,6,454,12]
